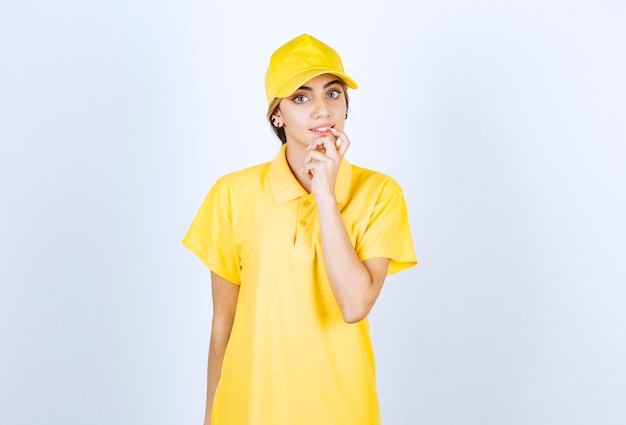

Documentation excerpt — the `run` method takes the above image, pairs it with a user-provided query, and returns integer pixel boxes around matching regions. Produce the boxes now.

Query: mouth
[311,126,334,135]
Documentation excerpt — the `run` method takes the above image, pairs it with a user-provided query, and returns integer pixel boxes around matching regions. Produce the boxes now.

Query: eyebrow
[297,79,343,91]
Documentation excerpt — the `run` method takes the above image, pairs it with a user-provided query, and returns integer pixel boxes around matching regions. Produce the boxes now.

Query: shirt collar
[269,143,352,204]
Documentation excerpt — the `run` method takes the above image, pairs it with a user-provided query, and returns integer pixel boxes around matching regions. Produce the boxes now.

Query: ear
[271,110,284,128]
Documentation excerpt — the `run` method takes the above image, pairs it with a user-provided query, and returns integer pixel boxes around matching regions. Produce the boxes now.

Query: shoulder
[220,160,271,182]
[214,161,271,192]
[349,163,404,196]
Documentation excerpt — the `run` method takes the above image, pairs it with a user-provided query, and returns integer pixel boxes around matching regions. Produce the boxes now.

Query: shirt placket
[293,194,317,258]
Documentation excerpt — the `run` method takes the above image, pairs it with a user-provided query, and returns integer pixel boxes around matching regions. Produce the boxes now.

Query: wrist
[313,192,337,207]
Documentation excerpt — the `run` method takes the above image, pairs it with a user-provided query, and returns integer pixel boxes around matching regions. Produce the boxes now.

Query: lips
[311,126,333,135]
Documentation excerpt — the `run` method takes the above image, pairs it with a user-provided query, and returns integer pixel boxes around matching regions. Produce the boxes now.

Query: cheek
[332,102,348,115]
[334,108,347,121]
[285,115,307,129]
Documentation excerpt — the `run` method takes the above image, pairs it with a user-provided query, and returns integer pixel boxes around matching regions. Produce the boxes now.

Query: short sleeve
[356,182,417,276]
[182,179,241,284]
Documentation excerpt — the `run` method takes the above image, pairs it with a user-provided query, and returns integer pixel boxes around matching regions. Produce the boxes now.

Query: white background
[1,0,625,424]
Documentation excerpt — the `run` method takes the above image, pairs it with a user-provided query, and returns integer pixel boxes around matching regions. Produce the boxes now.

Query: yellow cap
[265,34,358,107]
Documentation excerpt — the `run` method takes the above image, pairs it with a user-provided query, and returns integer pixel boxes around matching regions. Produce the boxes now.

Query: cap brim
[274,68,358,100]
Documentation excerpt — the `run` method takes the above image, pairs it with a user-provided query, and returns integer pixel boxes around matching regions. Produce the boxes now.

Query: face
[274,73,347,148]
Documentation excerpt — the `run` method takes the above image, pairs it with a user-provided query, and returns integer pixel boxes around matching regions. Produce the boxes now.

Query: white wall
[1,0,624,424]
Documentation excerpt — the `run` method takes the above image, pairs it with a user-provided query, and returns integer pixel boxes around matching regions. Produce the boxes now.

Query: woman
[183,33,417,425]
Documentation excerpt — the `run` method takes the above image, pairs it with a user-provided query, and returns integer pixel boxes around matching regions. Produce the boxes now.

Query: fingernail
[330,128,338,133]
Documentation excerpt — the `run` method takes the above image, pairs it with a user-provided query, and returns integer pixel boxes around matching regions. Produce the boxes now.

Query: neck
[284,143,312,193]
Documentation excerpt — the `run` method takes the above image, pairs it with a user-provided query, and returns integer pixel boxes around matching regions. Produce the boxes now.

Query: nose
[312,97,330,119]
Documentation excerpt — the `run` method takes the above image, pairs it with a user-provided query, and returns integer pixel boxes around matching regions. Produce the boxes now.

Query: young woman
[183,34,417,425]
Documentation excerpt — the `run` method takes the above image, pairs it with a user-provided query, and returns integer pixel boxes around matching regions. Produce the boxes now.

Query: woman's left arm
[302,130,390,323]
[318,199,389,323]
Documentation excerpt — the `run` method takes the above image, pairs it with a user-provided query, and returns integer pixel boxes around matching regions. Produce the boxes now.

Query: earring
[345,113,348,120]
[272,117,283,128]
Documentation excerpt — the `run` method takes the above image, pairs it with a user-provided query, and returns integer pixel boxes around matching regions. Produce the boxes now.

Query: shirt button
[300,220,307,226]
[303,199,311,206]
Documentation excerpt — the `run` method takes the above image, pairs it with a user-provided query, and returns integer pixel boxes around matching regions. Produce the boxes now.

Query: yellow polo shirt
[183,144,417,425]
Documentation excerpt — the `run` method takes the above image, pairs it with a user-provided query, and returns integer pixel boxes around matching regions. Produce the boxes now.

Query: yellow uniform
[183,144,417,424]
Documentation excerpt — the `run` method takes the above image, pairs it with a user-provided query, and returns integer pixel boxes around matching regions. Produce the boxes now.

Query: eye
[327,89,342,99]
[292,94,309,104]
